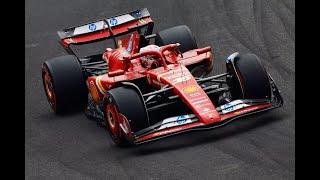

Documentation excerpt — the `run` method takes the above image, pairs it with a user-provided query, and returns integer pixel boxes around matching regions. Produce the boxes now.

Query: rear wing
[58,8,153,48]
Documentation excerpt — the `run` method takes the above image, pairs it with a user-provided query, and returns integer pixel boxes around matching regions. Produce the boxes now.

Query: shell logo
[183,85,198,94]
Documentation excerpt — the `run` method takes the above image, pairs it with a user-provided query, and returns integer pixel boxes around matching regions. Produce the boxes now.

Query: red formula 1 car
[42,8,283,145]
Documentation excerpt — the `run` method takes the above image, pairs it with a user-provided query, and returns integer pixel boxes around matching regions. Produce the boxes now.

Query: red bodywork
[83,34,272,143]
[57,9,278,144]
[61,17,153,46]
[86,33,213,106]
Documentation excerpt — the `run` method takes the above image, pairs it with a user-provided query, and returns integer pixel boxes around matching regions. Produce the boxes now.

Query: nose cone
[157,65,221,124]
[178,83,221,124]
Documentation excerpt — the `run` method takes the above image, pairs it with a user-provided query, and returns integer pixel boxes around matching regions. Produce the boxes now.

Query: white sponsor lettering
[220,100,249,114]
[189,92,201,97]
[73,21,105,35]
[201,108,211,112]
[159,114,197,130]
[107,14,135,27]
[172,76,191,84]
[157,68,188,81]
[192,99,209,105]
[191,96,207,102]
[73,14,135,36]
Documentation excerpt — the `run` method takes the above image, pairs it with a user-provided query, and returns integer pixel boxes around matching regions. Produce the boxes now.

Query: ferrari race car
[42,8,283,145]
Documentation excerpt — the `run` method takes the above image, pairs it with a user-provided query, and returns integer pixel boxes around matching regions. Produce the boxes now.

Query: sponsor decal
[222,104,249,114]
[222,102,234,112]
[159,114,196,130]
[88,23,97,31]
[194,102,212,108]
[234,106,259,115]
[220,100,249,114]
[156,68,188,81]
[183,85,198,94]
[201,108,211,112]
[189,92,201,97]
[109,17,118,26]
[136,121,203,142]
[191,96,206,102]
[220,100,242,109]
[107,14,135,27]
[172,76,191,84]
[166,73,185,80]
[176,115,188,125]
[73,21,105,35]
[192,99,209,105]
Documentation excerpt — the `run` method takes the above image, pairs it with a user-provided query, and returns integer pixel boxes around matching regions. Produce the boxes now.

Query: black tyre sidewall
[42,55,87,113]
[229,53,271,99]
[156,25,198,53]
[106,86,149,134]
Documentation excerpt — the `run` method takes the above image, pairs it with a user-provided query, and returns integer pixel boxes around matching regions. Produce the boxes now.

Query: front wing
[132,78,283,144]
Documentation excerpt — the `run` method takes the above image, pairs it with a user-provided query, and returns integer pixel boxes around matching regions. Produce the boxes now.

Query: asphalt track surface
[26,0,295,179]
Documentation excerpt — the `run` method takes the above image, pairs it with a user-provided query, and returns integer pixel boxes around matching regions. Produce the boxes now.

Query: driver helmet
[139,45,161,68]
[140,44,161,52]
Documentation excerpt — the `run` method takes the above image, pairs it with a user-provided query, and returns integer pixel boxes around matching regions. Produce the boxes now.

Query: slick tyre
[42,55,88,114]
[227,53,271,100]
[105,86,149,146]
[155,25,198,53]
[156,25,211,76]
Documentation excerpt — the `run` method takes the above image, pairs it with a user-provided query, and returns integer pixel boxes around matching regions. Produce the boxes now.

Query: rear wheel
[156,25,198,53]
[227,53,271,100]
[156,25,211,76]
[42,55,88,114]
[105,85,149,146]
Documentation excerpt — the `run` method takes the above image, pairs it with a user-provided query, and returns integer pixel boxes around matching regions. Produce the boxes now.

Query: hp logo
[88,23,97,31]
[109,18,118,26]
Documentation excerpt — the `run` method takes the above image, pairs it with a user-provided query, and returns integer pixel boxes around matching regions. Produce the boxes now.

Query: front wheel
[226,53,271,100]
[104,85,149,146]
